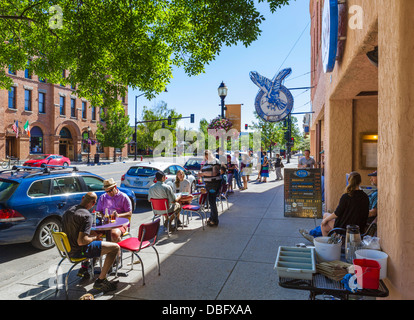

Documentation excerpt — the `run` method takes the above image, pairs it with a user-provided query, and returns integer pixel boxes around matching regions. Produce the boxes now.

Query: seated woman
[300,171,370,241]
[174,169,192,204]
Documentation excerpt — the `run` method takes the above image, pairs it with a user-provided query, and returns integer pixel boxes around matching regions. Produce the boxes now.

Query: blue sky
[127,0,311,133]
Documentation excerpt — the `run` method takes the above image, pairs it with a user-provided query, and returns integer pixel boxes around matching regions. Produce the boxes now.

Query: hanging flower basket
[207,117,237,139]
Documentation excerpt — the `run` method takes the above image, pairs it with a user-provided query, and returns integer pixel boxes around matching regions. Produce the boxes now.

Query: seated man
[148,171,182,229]
[96,178,133,243]
[367,171,378,224]
[62,192,120,292]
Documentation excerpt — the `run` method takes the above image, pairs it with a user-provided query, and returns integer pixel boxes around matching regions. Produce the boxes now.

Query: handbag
[280,162,284,168]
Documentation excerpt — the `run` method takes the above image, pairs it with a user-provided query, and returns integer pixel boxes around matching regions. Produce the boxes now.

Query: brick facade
[0,68,128,162]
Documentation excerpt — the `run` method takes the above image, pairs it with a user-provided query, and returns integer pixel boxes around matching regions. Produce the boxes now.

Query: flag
[24,120,30,137]
[12,121,18,138]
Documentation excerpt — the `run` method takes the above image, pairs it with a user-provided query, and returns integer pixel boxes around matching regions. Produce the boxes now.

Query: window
[8,87,16,109]
[0,180,19,202]
[39,77,46,83]
[83,176,104,191]
[70,98,76,117]
[82,101,87,119]
[24,61,31,79]
[30,126,44,153]
[8,66,15,75]
[60,70,65,87]
[127,166,158,177]
[24,89,32,111]
[28,179,51,197]
[92,105,96,120]
[39,92,45,113]
[60,96,65,115]
[164,166,177,175]
[52,177,82,195]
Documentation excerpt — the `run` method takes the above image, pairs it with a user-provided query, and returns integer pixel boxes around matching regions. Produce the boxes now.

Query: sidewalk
[3,155,321,300]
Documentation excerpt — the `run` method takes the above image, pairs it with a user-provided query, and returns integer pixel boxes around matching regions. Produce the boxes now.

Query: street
[0,159,175,291]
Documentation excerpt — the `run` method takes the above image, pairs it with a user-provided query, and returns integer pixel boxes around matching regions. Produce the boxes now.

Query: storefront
[309,0,414,299]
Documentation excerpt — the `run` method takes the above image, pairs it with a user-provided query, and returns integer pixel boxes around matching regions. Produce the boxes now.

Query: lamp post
[87,126,91,164]
[218,81,228,118]
[134,93,146,161]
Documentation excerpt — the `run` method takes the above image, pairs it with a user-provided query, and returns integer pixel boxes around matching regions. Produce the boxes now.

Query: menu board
[284,169,322,219]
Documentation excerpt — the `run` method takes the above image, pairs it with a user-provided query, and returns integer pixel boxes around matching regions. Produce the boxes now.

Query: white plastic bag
[362,236,381,250]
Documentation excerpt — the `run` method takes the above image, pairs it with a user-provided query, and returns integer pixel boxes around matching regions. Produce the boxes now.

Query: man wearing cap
[367,171,378,222]
[96,178,133,243]
[148,171,182,230]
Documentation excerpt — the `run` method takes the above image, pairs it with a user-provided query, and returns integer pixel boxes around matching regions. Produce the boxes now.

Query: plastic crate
[274,246,316,280]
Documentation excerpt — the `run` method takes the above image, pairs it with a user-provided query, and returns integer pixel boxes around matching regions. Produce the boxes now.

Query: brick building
[0,68,128,162]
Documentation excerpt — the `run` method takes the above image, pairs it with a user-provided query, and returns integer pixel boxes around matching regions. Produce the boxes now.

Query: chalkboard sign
[284,168,322,219]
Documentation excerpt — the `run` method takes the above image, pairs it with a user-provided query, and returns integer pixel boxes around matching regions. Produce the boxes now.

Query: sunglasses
[105,187,116,193]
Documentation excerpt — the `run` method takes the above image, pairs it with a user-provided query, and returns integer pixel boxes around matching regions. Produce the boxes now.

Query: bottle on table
[103,208,110,225]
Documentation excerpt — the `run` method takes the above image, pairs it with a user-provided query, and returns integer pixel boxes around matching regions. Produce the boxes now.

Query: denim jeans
[207,186,220,224]
[233,169,243,188]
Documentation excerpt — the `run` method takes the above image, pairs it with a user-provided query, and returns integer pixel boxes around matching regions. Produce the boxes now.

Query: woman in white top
[174,170,191,193]
[175,170,192,204]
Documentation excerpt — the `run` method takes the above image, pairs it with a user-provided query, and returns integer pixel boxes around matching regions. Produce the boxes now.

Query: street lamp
[134,89,167,161]
[134,93,146,161]
[218,81,228,118]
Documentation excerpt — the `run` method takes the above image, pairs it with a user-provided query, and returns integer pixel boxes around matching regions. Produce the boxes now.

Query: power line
[277,19,311,73]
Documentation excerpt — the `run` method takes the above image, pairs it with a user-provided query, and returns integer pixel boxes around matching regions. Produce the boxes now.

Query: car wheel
[129,197,136,211]
[62,162,69,167]
[31,217,61,250]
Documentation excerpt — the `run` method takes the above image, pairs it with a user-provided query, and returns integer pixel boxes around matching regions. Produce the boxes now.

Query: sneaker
[93,278,118,292]
[77,267,90,279]
[299,229,314,244]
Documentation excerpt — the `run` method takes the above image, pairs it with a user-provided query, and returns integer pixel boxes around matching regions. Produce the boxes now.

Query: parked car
[121,162,197,198]
[0,166,136,250]
[183,157,203,173]
[23,154,71,167]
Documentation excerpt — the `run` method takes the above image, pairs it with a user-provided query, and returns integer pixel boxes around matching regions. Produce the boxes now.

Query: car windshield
[185,159,201,166]
[0,179,19,202]
[127,166,159,177]
[28,154,48,160]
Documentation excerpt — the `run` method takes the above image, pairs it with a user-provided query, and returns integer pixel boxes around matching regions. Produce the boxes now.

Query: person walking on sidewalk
[260,156,270,183]
[298,149,316,168]
[274,154,284,180]
[232,151,244,190]
[62,192,120,292]
[198,150,221,227]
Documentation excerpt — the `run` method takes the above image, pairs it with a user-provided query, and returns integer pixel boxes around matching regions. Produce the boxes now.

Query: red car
[23,154,71,167]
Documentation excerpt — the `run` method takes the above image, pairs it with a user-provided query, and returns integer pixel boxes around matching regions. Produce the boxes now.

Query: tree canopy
[0,0,292,107]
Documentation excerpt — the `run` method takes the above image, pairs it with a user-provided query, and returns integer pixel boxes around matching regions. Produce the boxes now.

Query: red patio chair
[150,198,177,237]
[182,193,207,230]
[116,219,161,285]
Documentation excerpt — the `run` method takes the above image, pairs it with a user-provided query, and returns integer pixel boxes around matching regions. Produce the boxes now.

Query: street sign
[284,168,322,219]
[249,68,294,122]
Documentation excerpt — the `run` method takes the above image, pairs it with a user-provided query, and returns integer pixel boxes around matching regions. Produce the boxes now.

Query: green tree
[251,111,284,154]
[96,102,133,162]
[0,0,292,107]
[136,101,181,152]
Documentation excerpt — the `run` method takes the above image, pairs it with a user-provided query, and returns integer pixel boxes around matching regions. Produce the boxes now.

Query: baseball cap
[368,171,377,176]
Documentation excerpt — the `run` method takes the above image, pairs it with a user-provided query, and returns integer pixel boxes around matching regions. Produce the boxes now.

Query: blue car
[0,166,136,250]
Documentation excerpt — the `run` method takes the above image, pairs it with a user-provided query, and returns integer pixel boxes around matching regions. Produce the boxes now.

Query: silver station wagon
[120,162,196,198]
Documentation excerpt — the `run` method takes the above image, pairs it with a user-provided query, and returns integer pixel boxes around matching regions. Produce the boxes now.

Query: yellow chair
[51,231,91,299]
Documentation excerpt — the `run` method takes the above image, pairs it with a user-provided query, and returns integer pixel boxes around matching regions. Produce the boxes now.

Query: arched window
[59,127,72,139]
[30,126,44,154]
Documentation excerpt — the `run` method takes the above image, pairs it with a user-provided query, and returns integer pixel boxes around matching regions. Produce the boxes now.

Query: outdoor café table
[91,217,130,276]
[91,217,130,241]
[278,273,389,300]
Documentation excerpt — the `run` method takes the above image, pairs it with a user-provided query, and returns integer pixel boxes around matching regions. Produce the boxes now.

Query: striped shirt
[201,158,221,183]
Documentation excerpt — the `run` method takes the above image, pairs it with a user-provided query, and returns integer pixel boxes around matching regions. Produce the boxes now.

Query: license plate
[134,180,143,187]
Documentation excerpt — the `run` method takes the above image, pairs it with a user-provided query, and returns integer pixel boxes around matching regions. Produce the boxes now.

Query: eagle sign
[250,68,294,122]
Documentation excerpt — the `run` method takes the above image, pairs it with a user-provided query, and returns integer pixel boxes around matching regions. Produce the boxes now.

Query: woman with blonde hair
[300,172,370,241]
